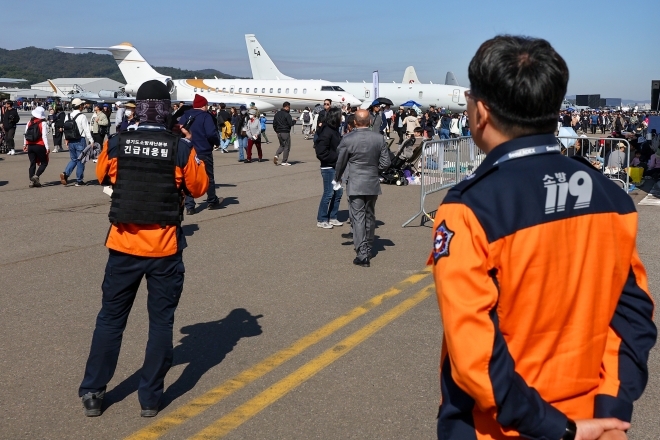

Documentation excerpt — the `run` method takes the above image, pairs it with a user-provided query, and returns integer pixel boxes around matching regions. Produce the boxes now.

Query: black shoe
[353,257,370,267]
[186,208,195,215]
[81,391,105,417]
[207,197,224,210]
[140,405,159,417]
[244,159,251,163]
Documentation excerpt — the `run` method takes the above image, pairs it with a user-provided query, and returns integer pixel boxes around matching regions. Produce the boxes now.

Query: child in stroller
[380,127,425,186]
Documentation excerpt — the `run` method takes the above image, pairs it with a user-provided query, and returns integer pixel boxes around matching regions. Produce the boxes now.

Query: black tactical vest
[108,130,181,226]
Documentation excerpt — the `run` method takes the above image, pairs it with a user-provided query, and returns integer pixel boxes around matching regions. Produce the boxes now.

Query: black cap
[136,80,170,100]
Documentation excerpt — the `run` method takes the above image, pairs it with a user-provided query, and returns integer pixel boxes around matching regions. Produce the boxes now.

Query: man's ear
[474,100,490,131]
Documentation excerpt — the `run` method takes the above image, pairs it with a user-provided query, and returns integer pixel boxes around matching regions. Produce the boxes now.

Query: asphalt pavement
[0,126,658,439]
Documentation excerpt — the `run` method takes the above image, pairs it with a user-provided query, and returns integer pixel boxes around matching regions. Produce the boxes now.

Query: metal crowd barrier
[555,135,631,193]
[403,135,632,227]
[402,137,484,227]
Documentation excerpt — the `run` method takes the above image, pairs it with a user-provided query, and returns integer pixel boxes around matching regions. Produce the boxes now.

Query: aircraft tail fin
[56,43,169,86]
[47,80,66,98]
[445,72,459,86]
[402,66,420,84]
[245,34,294,80]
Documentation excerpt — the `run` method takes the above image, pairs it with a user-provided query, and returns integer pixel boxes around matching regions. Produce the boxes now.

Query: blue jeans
[317,168,343,222]
[79,250,184,408]
[64,138,86,182]
[439,128,450,140]
[220,137,230,150]
[237,135,248,161]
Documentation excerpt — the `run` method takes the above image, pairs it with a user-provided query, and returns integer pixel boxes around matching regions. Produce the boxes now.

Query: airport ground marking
[187,283,436,440]
[125,267,432,440]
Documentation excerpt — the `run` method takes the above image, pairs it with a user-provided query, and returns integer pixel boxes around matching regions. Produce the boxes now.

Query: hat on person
[137,80,170,101]
[124,102,136,108]
[71,98,84,106]
[617,142,626,148]
[399,106,404,110]
[103,103,109,107]
[31,106,46,119]
[248,109,256,115]
[116,101,124,106]
[239,104,247,111]
[192,94,208,109]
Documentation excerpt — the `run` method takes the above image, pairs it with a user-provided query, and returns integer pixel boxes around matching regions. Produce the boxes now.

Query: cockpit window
[332,86,345,92]
[320,86,333,91]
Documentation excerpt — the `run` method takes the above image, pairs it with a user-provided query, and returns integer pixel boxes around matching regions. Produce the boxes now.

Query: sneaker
[329,219,343,226]
[75,181,85,187]
[353,257,370,267]
[220,149,227,153]
[59,173,68,185]
[213,146,219,151]
[8,149,15,155]
[281,162,291,166]
[317,221,333,229]
[273,156,279,165]
[244,159,251,163]
[30,175,41,187]
[81,390,105,417]
[92,159,98,163]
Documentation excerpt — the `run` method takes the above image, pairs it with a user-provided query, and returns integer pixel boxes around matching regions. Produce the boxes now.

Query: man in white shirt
[60,98,94,187]
[114,102,124,134]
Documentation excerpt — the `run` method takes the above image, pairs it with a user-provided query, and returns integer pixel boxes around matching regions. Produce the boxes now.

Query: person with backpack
[299,107,313,140]
[90,105,109,146]
[60,98,94,187]
[23,106,51,187]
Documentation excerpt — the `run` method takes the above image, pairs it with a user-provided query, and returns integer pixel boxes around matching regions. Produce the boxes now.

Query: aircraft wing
[56,45,132,51]
[0,78,28,83]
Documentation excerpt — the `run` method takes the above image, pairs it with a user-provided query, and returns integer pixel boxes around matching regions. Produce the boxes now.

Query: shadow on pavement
[341,235,394,258]
[182,224,199,237]
[0,181,7,186]
[103,308,263,411]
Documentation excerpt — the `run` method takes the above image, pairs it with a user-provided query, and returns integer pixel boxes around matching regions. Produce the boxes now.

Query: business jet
[56,43,362,112]
[46,79,133,103]
[245,34,469,112]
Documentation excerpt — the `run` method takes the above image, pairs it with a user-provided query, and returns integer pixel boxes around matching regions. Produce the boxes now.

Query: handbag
[233,139,239,150]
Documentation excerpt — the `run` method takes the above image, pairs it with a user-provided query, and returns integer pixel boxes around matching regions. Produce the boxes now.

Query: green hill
[0,47,239,86]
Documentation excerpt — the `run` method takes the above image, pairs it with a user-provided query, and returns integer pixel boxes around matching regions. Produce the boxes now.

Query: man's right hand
[575,419,630,440]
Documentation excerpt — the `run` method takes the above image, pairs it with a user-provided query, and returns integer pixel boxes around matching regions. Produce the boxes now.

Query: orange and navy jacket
[96,125,209,257]
[429,133,656,439]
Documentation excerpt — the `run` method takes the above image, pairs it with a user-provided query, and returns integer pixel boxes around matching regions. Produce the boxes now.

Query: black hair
[351,106,357,112]
[413,127,424,133]
[282,101,290,108]
[346,114,356,128]
[324,99,332,105]
[325,107,342,129]
[468,35,568,134]
[219,103,226,109]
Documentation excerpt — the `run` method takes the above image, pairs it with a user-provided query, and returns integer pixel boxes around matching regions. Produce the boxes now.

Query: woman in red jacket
[23,106,50,187]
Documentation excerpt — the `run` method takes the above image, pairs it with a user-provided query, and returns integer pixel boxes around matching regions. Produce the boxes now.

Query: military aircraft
[46,80,133,103]
[245,34,469,112]
[56,43,362,112]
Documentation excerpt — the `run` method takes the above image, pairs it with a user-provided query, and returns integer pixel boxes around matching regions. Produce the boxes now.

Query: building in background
[31,78,125,94]
[576,94,601,109]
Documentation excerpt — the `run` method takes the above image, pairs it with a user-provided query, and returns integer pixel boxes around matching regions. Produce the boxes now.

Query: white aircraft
[56,43,362,112]
[245,34,469,112]
[46,79,133,103]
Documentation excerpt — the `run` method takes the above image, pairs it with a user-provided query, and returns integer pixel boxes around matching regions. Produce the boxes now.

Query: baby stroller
[380,137,424,186]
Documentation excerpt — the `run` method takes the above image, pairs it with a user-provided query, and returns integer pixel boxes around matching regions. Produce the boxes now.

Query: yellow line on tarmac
[188,284,435,440]
[125,267,432,440]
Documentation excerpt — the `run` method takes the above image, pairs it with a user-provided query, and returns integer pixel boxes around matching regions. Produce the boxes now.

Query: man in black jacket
[272,101,295,166]
[2,101,20,155]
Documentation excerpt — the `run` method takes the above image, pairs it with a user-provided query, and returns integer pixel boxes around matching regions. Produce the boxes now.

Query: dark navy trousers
[79,249,185,407]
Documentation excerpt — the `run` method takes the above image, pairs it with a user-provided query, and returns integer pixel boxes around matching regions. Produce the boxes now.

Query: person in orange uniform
[430,36,656,440]
[78,80,208,418]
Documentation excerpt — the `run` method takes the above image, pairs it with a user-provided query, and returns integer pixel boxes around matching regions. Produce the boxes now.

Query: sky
[2,0,658,101]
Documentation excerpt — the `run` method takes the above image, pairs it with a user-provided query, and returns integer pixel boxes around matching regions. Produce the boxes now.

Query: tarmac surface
[0,118,659,439]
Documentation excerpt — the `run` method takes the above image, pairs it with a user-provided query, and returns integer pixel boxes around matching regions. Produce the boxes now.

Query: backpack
[63,113,83,140]
[25,118,42,143]
[303,112,310,123]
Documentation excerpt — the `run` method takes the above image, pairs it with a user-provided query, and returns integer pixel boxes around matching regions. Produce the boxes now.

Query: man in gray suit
[335,110,391,267]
